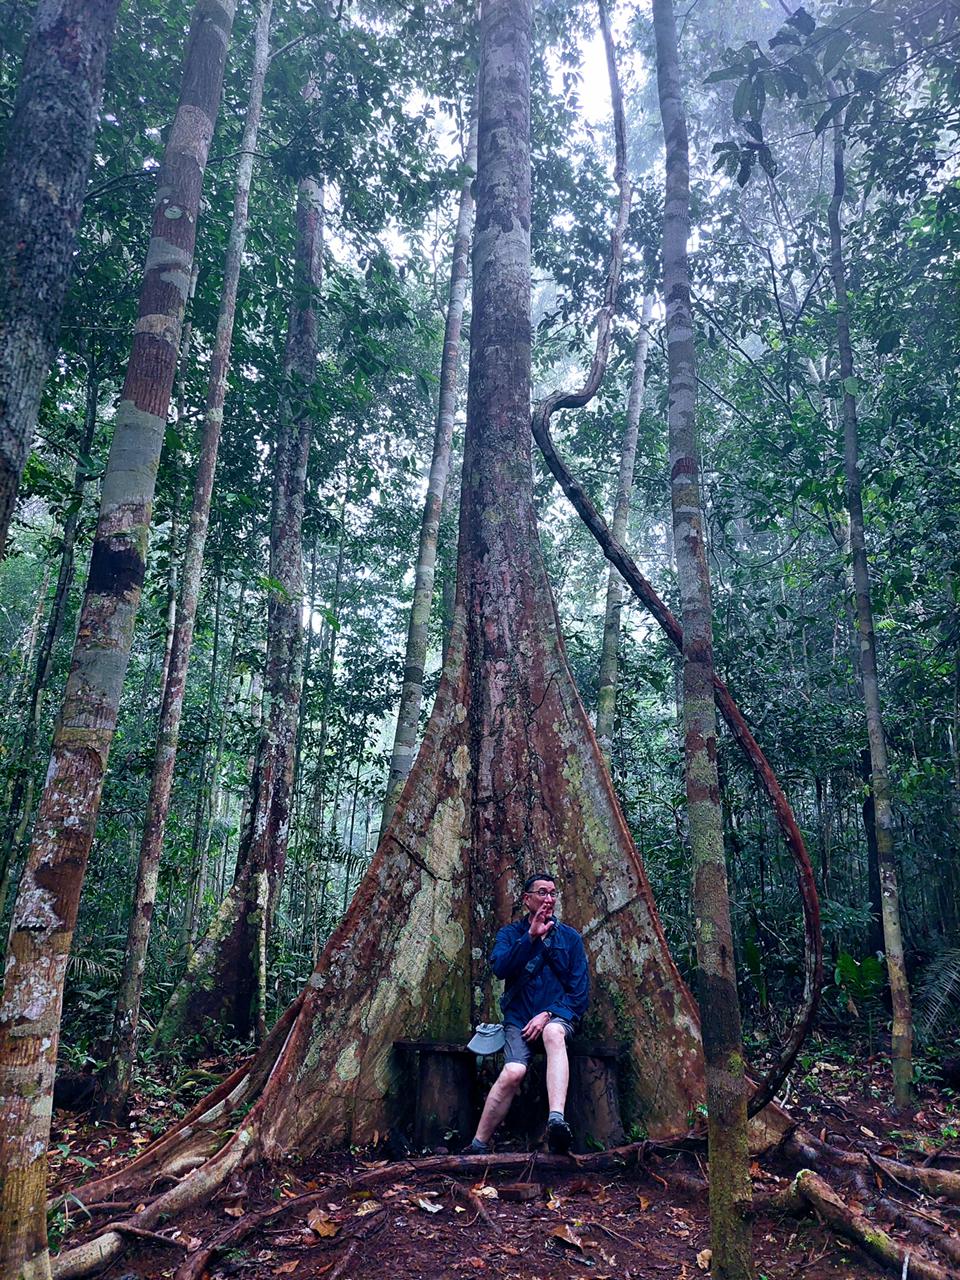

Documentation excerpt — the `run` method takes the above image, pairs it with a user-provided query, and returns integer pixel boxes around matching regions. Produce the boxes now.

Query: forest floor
[49,1041,960,1280]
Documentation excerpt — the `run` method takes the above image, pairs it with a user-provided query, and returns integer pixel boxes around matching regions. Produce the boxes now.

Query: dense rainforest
[0,0,958,1277]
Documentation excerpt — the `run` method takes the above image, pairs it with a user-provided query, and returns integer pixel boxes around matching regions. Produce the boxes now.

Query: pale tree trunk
[49,7,789,1268]
[153,174,321,1054]
[99,0,274,1121]
[379,105,478,840]
[0,0,121,557]
[653,0,753,1274]
[828,100,913,1109]
[595,292,653,757]
[0,2,235,1273]
[0,360,99,923]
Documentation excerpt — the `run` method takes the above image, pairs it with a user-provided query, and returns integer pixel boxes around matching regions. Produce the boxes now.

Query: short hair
[523,872,557,893]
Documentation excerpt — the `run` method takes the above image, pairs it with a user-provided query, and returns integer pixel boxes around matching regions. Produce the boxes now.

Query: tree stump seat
[393,1038,627,1150]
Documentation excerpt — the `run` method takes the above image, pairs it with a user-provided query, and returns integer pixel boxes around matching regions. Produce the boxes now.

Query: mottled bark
[653,0,752,1274]
[99,0,274,1121]
[595,293,653,757]
[0,3,235,1274]
[0,0,121,558]
[154,174,321,1053]
[0,364,99,923]
[379,106,478,841]
[827,98,913,1109]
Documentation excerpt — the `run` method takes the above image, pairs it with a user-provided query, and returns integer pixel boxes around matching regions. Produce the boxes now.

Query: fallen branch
[786,1130,960,1203]
[790,1169,959,1280]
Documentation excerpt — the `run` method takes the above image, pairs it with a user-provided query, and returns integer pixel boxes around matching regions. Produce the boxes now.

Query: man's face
[524,880,557,916]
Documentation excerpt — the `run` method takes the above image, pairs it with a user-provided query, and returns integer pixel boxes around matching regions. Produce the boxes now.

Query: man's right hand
[528,902,556,940]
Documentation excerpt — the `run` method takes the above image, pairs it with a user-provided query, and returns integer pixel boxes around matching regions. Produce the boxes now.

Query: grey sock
[548,1110,564,1124]
[466,1137,490,1154]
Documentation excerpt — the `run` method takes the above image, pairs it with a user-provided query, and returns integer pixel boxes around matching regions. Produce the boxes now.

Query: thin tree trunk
[379,105,478,840]
[180,570,224,957]
[828,97,913,1110]
[595,292,653,756]
[99,0,273,1119]
[0,3,235,1272]
[154,173,322,1052]
[653,0,753,1273]
[0,0,121,557]
[0,362,99,921]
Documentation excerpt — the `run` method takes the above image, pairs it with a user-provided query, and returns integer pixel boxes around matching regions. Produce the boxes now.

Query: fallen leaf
[454,1206,466,1213]
[224,1205,245,1218]
[417,1198,443,1214]
[355,1200,381,1216]
[637,1195,651,1211]
[696,1247,712,1271]
[462,1258,485,1269]
[306,1207,339,1237]
[185,1236,202,1253]
[502,1245,520,1256]
[474,1185,498,1199]
[276,1262,299,1275]
[546,1193,562,1210]
[860,1126,877,1139]
[550,1224,583,1251]
[360,1159,389,1170]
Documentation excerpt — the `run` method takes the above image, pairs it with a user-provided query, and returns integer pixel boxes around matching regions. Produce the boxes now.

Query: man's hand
[528,901,556,940]
[521,1011,552,1042]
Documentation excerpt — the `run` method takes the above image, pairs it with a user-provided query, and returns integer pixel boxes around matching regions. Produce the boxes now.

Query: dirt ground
[48,1044,960,1280]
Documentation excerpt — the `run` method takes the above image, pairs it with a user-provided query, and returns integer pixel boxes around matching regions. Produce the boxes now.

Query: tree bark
[154,172,322,1053]
[0,3,235,1273]
[0,360,99,923]
[595,293,653,757]
[98,0,274,1121]
[653,0,753,1274]
[0,0,121,558]
[828,96,913,1109]
[379,104,478,840]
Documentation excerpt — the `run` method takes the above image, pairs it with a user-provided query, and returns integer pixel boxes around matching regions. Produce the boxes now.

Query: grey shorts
[503,1017,574,1067]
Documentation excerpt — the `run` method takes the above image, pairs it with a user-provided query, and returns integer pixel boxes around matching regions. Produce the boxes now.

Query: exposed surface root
[786,1128,960,1203]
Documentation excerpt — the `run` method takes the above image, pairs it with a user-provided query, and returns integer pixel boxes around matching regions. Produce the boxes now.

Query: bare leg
[474,1061,526,1143]
[543,1023,570,1115]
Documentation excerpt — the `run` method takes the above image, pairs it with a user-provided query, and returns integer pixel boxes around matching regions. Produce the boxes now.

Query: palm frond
[914,947,960,1045]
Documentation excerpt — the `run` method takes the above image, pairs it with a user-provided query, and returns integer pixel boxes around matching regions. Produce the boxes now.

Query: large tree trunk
[99,0,275,1122]
[828,99,913,1109]
[50,7,789,1273]
[0,3,235,1273]
[0,0,121,558]
[653,0,753,1275]
[595,292,653,757]
[153,174,322,1053]
[379,104,478,840]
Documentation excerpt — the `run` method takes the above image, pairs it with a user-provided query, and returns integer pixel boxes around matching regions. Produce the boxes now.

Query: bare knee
[542,1024,567,1052]
[499,1062,526,1093]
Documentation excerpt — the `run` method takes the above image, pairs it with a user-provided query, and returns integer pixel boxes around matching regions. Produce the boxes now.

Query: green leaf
[732,77,752,120]
[842,376,859,396]
[704,64,749,84]
[876,330,899,354]
[787,6,817,36]
[820,30,851,73]
[814,94,850,137]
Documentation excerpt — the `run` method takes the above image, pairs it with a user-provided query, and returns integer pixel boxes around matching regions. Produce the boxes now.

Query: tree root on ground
[54,1128,960,1280]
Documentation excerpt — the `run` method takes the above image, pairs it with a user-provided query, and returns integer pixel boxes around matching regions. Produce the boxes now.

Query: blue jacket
[491,918,590,1028]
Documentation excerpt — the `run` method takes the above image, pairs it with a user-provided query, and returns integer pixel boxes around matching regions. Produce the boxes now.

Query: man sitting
[465,872,589,1155]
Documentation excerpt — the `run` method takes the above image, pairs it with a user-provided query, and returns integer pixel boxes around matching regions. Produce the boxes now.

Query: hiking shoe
[463,1138,490,1155]
[547,1117,573,1154]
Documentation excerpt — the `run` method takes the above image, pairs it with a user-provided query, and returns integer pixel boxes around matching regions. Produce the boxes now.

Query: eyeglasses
[527,888,558,898]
